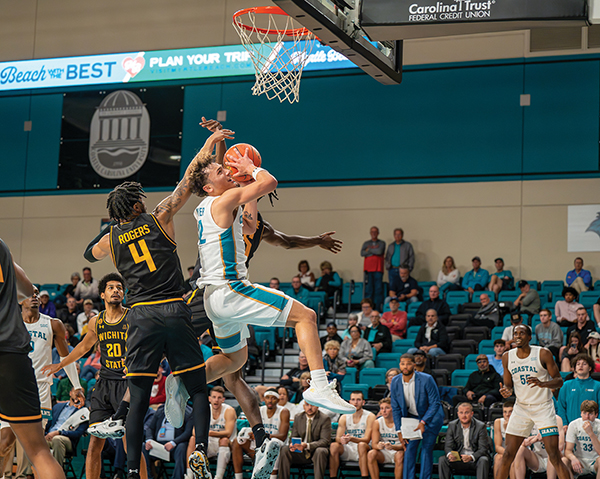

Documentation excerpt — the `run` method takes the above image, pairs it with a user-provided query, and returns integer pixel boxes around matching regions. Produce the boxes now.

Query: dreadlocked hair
[188,152,216,197]
[106,182,146,221]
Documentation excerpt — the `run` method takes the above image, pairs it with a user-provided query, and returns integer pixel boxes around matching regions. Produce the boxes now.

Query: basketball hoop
[233,6,317,103]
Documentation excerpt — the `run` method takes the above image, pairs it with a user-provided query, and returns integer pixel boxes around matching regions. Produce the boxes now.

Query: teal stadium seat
[538,291,550,305]
[491,327,504,341]
[341,281,363,307]
[479,340,494,355]
[473,290,495,302]
[342,367,357,386]
[406,326,420,340]
[342,383,369,400]
[376,353,399,370]
[359,368,387,388]
[499,291,520,302]
[451,369,476,387]
[446,291,469,305]
[579,291,600,308]
[541,281,564,299]
[527,280,539,290]
[407,302,422,314]
[465,354,479,369]
[393,340,413,355]
[254,327,276,353]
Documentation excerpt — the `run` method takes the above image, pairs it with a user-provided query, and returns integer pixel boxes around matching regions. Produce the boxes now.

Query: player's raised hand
[200,116,223,132]
[499,382,512,398]
[319,232,343,253]
[209,128,235,144]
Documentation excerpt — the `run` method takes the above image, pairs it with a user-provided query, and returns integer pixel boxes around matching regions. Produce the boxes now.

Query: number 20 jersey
[95,309,129,381]
[508,345,552,405]
[109,213,185,305]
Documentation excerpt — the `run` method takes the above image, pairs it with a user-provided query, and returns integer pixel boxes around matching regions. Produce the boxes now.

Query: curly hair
[106,182,146,221]
[188,152,216,197]
[98,272,126,294]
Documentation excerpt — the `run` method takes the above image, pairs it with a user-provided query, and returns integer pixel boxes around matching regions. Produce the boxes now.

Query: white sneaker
[302,380,356,415]
[87,418,125,439]
[251,438,282,479]
[165,374,189,428]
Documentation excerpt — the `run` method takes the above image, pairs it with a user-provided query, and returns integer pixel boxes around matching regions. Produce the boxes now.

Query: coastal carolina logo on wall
[89,90,150,179]
[568,205,600,252]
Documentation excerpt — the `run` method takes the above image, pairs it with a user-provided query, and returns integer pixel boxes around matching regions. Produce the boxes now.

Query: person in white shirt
[367,398,404,479]
[493,401,513,479]
[563,400,600,478]
[437,256,461,294]
[204,387,236,479]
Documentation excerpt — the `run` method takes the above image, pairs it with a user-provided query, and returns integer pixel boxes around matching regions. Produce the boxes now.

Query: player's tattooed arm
[242,201,258,235]
[262,219,343,253]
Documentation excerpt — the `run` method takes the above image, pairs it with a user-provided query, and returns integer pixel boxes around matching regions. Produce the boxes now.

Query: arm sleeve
[371,241,386,256]
[360,241,371,257]
[330,273,342,288]
[83,221,117,262]
[462,272,471,289]
[556,386,568,425]
[60,421,88,440]
[437,271,445,287]
[62,359,82,391]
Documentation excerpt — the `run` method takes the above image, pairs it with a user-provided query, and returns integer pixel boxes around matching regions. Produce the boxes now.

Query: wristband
[251,167,265,180]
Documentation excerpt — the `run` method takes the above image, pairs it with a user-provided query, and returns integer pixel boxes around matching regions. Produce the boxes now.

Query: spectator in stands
[466,293,500,329]
[557,354,600,429]
[414,285,451,327]
[391,353,444,479]
[81,342,101,381]
[65,324,79,347]
[297,260,315,291]
[144,404,193,479]
[381,297,408,340]
[394,267,419,304]
[556,287,583,327]
[73,267,100,307]
[413,350,432,375]
[451,355,502,407]
[367,398,405,479]
[205,386,235,479]
[364,310,392,353]
[45,388,88,468]
[513,280,540,317]
[408,309,449,358]
[55,362,88,401]
[502,312,523,349]
[594,298,600,328]
[438,402,491,479]
[566,257,592,293]
[323,340,346,386]
[280,351,310,397]
[493,400,514,479]
[340,325,375,370]
[488,258,514,295]
[269,277,281,290]
[356,298,374,326]
[385,228,415,296]
[329,391,375,479]
[76,299,98,337]
[278,401,331,479]
[512,416,565,479]
[315,261,342,309]
[462,257,490,295]
[62,272,81,299]
[586,331,600,372]
[149,366,166,408]
[232,389,290,479]
[341,313,360,340]
[278,386,299,417]
[437,256,461,294]
[567,307,597,348]
[58,297,79,330]
[361,226,385,309]
[38,290,57,317]
[560,332,585,372]
[563,400,600,478]
[535,308,563,363]
[383,368,401,398]
[291,372,312,404]
[320,322,343,349]
[487,339,506,376]
[288,276,309,305]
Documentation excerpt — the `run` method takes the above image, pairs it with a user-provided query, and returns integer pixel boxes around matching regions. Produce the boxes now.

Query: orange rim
[233,6,313,37]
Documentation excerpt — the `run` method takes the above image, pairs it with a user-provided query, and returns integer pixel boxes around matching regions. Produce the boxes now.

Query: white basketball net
[233,9,317,103]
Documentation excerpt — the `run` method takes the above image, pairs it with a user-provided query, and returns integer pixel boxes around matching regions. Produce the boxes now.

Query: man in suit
[391,353,444,479]
[143,404,193,479]
[438,402,491,479]
[277,402,331,479]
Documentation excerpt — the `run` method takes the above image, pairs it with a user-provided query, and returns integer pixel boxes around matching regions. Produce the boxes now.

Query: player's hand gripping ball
[225,143,262,181]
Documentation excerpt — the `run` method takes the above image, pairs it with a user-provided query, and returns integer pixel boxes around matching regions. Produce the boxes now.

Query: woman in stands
[585,331,600,372]
[296,260,315,291]
[340,325,375,373]
[561,331,585,372]
[437,256,461,295]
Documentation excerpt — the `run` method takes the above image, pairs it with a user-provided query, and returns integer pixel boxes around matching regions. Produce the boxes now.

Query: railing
[280,328,287,379]
[260,339,268,384]
[347,279,355,315]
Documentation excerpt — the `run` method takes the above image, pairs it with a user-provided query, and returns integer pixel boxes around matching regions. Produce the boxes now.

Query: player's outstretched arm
[153,127,234,228]
[262,219,343,253]
[199,117,227,165]
[11,257,33,301]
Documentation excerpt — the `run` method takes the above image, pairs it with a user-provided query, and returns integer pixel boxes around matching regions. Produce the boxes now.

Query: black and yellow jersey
[109,213,185,305]
[243,212,266,266]
[95,309,129,380]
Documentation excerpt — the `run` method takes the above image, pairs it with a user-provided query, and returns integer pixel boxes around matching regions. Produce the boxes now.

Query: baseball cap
[472,256,481,262]
[38,290,49,297]
[476,354,488,361]
[518,280,529,289]
[83,299,93,306]
[590,332,600,340]
[494,258,504,263]
[413,350,427,357]
[511,312,522,322]
[389,296,399,302]
[326,322,337,328]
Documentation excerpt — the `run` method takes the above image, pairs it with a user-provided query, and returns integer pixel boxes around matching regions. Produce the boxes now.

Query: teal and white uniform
[566,418,600,476]
[207,403,236,457]
[26,314,54,422]
[377,416,400,463]
[505,346,558,438]
[340,409,373,461]
[194,196,292,353]
[528,425,548,473]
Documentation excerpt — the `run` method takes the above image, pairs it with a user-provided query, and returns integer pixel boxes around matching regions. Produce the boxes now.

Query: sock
[235,474,244,479]
[113,400,130,421]
[311,368,329,389]
[216,447,230,479]
[252,424,268,449]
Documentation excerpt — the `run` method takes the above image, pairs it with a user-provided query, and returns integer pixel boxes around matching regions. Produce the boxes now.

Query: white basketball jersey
[377,417,400,446]
[508,346,552,405]
[566,418,600,464]
[194,196,248,286]
[260,405,283,436]
[25,314,54,385]
[345,409,371,438]
[210,403,236,441]
[529,425,548,458]
[500,418,506,447]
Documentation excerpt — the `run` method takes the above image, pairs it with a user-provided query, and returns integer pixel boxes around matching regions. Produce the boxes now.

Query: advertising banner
[568,205,600,252]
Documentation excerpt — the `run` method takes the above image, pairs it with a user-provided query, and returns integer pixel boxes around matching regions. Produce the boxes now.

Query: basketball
[225,143,262,181]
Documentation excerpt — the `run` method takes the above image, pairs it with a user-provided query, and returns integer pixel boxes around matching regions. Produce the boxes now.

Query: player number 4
[128,239,157,272]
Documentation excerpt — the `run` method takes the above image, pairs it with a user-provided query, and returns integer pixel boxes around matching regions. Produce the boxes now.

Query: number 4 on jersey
[128,239,157,272]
